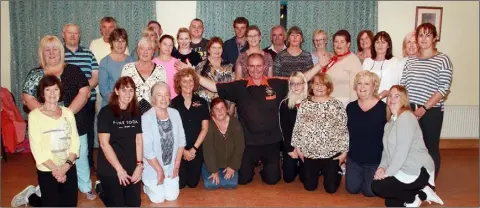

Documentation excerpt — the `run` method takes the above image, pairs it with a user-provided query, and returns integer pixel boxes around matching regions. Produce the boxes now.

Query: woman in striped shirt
[400,23,453,179]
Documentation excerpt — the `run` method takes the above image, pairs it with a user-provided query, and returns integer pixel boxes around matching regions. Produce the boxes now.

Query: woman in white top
[362,31,400,101]
[121,37,167,114]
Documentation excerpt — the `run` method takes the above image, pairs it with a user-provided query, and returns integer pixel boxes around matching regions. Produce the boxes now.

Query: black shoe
[95,180,103,195]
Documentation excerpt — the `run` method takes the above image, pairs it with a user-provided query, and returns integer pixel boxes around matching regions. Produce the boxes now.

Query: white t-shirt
[362,57,401,102]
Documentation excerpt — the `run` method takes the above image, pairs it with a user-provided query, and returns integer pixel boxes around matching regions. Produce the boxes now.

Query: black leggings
[97,174,141,207]
[28,166,78,207]
[302,154,342,193]
[371,167,430,207]
[412,104,443,179]
[179,149,204,189]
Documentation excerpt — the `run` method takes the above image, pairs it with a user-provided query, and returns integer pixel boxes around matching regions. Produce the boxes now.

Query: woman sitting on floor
[371,85,444,207]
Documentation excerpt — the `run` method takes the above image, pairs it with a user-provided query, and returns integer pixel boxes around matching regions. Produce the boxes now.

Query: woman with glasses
[235,25,273,79]
[311,30,333,65]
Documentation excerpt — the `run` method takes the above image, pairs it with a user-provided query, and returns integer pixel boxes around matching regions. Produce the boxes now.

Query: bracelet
[192,146,199,151]
[65,160,74,167]
[136,160,143,164]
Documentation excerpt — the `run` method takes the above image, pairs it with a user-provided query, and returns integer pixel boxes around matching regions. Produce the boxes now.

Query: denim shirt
[98,55,134,107]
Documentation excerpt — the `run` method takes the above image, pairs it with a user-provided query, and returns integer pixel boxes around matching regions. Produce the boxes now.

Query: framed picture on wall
[415,6,443,41]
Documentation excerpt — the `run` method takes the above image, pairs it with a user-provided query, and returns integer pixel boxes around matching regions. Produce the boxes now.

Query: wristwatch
[421,105,429,111]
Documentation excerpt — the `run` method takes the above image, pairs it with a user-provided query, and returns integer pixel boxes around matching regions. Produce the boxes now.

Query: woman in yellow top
[11,75,80,207]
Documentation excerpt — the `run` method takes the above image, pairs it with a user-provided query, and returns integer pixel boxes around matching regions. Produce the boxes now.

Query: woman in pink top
[153,35,179,98]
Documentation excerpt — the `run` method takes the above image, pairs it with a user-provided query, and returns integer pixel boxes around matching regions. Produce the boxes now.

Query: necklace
[368,60,386,82]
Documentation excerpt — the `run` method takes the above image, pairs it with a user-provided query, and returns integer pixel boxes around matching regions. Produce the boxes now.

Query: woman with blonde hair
[22,35,94,200]
[279,71,308,183]
[172,27,202,67]
[345,71,386,197]
[311,30,333,65]
[396,31,418,77]
[132,26,160,60]
[372,85,443,207]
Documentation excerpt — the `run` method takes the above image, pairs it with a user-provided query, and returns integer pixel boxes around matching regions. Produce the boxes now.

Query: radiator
[441,105,479,138]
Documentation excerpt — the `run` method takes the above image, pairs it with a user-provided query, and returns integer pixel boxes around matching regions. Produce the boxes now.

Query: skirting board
[440,138,479,149]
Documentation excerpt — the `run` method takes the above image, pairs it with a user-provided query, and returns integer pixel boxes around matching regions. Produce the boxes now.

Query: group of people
[10,15,453,207]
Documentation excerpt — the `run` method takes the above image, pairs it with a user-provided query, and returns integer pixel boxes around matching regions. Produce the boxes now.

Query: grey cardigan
[379,111,435,176]
[141,107,186,180]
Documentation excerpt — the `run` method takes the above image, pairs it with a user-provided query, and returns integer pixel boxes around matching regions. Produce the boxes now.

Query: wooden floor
[2,149,479,207]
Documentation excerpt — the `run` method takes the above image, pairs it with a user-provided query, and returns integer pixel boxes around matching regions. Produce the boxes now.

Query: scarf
[321,49,352,73]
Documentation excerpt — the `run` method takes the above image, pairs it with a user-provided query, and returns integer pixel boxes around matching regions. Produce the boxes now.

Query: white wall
[156,1,196,47]
[1,1,11,90]
[378,1,479,106]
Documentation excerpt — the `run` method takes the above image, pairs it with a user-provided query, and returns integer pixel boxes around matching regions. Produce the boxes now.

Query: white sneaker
[35,186,41,197]
[422,185,444,205]
[404,194,422,207]
[11,185,35,207]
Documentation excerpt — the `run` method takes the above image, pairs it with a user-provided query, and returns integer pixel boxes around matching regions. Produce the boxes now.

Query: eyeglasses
[289,82,304,87]
[313,39,326,42]
[247,34,260,39]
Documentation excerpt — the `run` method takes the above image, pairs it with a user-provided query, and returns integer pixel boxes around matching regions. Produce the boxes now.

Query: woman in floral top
[195,37,236,116]
[291,72,349,193]
[121,37,167,115]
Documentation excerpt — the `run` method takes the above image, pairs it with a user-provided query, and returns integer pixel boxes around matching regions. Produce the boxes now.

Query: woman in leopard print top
[291,73,349,193]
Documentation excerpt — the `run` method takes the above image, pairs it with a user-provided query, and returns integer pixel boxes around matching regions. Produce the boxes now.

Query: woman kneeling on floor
[95,76,143,207]
[291,72,349,193]
[142,82,186,203]
[371,85,444,207]
[202,97,245,189]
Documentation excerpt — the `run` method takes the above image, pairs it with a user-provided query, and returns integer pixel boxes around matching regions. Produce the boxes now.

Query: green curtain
[9,0,155,115]
[197,1,281,49]
[287,1,378,53]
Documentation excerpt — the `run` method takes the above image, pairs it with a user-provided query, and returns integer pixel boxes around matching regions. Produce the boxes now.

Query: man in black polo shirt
[196,53,325,185]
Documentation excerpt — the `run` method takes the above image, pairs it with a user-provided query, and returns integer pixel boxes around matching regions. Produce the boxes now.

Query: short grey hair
[137,37,156,51]
[150,81,170,97]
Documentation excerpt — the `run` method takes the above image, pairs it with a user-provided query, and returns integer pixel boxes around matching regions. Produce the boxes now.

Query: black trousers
[28,165,78,207]
[372,167,430,207]
[282,150,303,183]
[179,148,204,189]
[412,104,443,178]
[302,154,342,193]
[86,100,96,168]
[97,174,141,207]
[238,142,281,185]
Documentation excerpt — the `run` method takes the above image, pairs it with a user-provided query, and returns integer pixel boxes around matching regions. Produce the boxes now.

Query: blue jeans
[76,134,92,193]
[345,157,377,197]
[201,164,238,189]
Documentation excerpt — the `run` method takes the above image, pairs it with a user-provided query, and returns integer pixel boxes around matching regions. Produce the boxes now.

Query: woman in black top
[279,71,308,183]
[345,71,386,197]
[21,35,94,200]
[172,28,202,67]
[170,68,210,189]
[96,76,144,207]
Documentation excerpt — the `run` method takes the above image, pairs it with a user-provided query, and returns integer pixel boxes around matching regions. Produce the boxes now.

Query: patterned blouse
[236,51,273,79]
[120,62,167,104]
[195,59,235,104]
[291,97,349,159]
